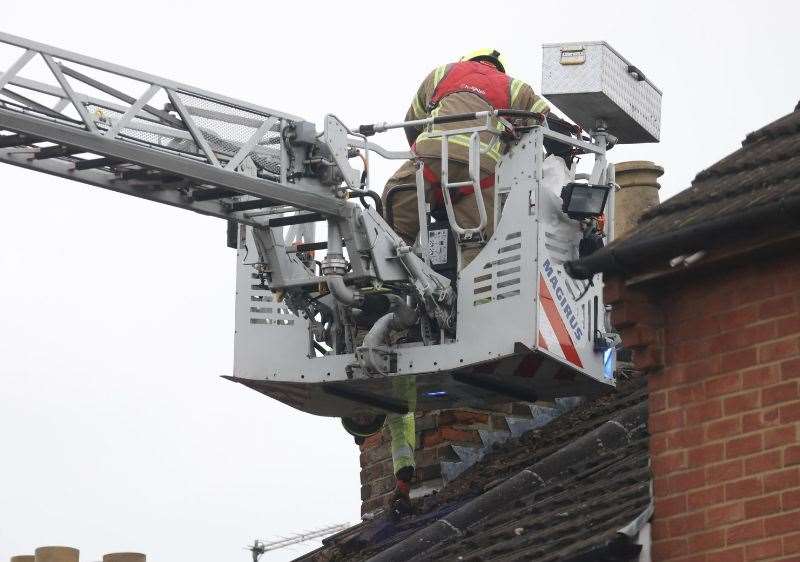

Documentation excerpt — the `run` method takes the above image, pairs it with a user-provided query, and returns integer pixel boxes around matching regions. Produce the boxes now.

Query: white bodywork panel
[232,133,615,417]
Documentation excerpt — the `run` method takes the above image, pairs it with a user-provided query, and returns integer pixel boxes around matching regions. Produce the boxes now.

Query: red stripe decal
[539,274,583,368]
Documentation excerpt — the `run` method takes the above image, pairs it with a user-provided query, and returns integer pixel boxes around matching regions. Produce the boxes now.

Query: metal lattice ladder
[0,31,347,231]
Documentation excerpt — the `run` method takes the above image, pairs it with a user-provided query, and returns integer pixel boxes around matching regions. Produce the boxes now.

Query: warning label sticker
[429,229,449,265]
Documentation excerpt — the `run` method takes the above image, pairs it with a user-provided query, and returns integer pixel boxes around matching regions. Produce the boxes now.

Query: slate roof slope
[633,103,800,240]
[411,415,649,562]
[298,375,649,562]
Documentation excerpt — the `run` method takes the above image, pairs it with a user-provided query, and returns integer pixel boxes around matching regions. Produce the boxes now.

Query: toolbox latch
[559,46,586,65]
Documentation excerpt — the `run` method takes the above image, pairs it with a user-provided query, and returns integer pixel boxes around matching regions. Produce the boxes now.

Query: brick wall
[633,250,800,561]
[358,409,506,515]
[358,402,569,515]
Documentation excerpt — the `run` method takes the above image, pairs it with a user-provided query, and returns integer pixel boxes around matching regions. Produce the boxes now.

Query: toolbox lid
[542,40,662,95]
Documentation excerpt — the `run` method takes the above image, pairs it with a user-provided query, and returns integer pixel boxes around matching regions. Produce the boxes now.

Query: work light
[560,183,611,220]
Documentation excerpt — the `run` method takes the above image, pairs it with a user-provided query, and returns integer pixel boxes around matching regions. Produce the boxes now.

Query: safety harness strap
[423,164,494,208]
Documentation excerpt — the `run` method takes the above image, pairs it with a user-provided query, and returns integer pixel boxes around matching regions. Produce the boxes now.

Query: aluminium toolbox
[541,41,662,143]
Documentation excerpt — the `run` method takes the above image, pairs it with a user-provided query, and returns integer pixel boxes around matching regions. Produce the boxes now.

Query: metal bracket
[322,114,361,189]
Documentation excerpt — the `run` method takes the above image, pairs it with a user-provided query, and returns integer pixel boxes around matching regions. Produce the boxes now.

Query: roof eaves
[565,191,800,280]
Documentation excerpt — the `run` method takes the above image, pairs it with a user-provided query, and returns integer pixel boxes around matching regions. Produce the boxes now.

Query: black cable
[358,190,384,216]
[575,278,594,301]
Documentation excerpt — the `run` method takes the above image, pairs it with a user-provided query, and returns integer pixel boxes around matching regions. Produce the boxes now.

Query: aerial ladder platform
[0,32,662,426]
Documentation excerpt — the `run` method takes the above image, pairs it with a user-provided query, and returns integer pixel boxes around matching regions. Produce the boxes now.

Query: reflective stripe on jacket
[405,61,550,172]
[387,413,416,474]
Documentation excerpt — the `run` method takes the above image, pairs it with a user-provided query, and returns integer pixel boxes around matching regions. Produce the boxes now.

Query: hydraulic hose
[359,295,418,374]
[324,220,362,307]
[358,190,384,216]
[363,296,418,346]
[327,275,361,307]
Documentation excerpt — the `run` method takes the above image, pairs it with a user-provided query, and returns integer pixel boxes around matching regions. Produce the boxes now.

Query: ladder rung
[191,187,240,201]
[228,199,278,212]
[34,145,86,159]
[119,168,184,182]
[267,212,323,227]
[291,241,329,253]
[0,134,42,148]
[73,156,124,170]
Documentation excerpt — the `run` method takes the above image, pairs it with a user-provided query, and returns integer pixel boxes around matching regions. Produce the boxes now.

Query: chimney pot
[11,556,36,562]
[613,160,664,239]
[103,553,146,562]
[33,547,79,562]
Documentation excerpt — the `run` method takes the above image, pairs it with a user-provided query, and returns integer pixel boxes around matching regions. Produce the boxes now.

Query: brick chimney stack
[614,160,664,238]
[358,400,578,515]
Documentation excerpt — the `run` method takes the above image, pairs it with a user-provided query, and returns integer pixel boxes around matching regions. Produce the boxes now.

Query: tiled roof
[625,103,800,241]
[299,376,650,562]
[413,420,649,562]
[565,101,800,280]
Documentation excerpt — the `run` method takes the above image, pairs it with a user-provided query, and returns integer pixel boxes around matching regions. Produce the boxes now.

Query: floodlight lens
[560,183,611,219]
[568,186,607,215]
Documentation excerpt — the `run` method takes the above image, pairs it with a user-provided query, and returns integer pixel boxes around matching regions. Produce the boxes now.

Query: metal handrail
[0,31,302,121]
[437,130,487,239]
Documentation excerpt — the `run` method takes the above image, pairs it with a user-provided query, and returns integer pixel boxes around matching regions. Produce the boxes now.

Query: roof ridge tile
[742,106,800,146]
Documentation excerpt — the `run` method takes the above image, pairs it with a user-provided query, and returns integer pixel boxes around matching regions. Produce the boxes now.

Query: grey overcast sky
[1,1,798,561]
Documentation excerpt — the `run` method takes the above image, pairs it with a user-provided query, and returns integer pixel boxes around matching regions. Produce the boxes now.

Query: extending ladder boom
[0,31,348,227]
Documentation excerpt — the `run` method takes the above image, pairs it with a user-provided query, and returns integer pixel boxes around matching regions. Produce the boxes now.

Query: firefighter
[374,51,549,518]
[383,48,550,266]
[343,412,416,520]
[341,382,416,520]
